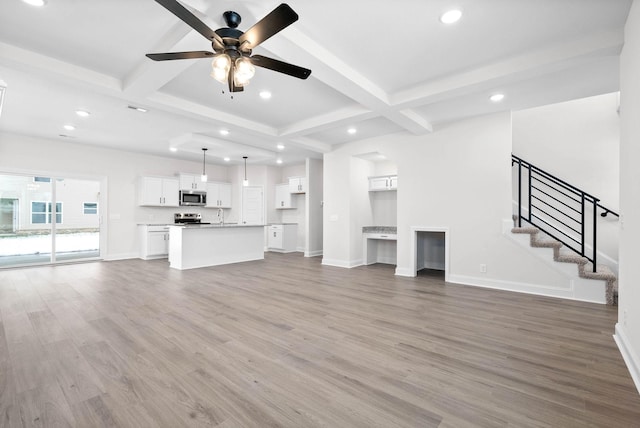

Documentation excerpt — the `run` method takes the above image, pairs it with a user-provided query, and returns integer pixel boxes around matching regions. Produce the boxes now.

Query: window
[83,202,98,215]
[31,201,62,224]
[34,177,51,183]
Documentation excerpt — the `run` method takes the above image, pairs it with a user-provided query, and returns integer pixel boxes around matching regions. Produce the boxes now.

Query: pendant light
[243,156,249,186]
[201,148,208,182]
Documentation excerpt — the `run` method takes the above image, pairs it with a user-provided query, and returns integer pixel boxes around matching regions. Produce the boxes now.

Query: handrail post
[518,159,522,227]
[580,194,585,257]
[528,164,532,223]
[593,199,598,272]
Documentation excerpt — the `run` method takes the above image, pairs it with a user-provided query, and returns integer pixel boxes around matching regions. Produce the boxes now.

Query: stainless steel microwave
[179,190,207,206]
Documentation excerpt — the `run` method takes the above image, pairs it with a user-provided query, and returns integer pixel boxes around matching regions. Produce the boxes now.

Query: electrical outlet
[480,264,487,273]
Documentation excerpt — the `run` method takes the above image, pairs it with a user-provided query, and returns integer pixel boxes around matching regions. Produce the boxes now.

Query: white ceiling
[0,0,631,166]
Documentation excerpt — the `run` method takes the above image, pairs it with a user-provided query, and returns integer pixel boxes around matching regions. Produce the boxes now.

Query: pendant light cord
[243,156,248,181]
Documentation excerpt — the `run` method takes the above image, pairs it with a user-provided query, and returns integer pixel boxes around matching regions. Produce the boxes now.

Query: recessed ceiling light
[259,91,272,100]
[22,0,46,6]
[276,159,283,164]
[75,110,90,117]
[220,129,230,136]
[377,154,387,160]
[127,105,148,113]
[169,147,178,152]
[440,9,462,24]
[276,143,285,150]
[490,93,505,102]
[223,157,230,162]
[347,127,357,135]
[63,125,75,131]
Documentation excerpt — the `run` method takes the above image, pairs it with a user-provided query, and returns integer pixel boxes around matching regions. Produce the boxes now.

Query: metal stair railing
[511,154,618,272]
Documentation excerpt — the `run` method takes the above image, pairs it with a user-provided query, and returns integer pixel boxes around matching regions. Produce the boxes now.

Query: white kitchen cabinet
[275,183,295,209]
[179,173,205,191]
[139,225,170,259]
[368,175,397,191]
[138,176,180,207]
[267,224,298,253]
[288,176,307,194]
[206,182,232,208]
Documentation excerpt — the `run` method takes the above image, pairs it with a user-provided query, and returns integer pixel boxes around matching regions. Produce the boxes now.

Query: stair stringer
[502,220,607,304]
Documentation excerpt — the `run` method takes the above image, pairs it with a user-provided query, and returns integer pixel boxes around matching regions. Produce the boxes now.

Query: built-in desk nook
[363,226,397,265]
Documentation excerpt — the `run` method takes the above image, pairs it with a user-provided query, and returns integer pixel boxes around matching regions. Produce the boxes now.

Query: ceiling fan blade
[239,4,298,49]
[146,51,214,61]
[154,0,223,45]
[250,55,311,79]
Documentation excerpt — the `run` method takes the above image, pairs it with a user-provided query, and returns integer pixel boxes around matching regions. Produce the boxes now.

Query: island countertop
[169,224,265,229]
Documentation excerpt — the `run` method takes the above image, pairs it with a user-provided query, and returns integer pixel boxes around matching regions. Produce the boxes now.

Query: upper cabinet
[275,183,295,209]
[179,173,205,191]
[138,176,179,207]
[206,182,232,208]
[289,176,307,194]
[369,175,397,192]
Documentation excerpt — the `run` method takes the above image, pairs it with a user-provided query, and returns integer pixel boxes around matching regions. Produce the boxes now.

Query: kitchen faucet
[217,208,224,225]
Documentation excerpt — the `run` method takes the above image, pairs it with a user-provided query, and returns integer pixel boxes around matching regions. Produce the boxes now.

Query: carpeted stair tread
[580,263,617,281]
[511,227,540,234]
[555,252,589,265]
[531,238,562,249]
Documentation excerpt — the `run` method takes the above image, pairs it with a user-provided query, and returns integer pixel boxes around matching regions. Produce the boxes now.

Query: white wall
[616,0,640,394]
[512,93,620,263]
[0,132,230,259]
[305,158,323,257]
[323,112,583,296]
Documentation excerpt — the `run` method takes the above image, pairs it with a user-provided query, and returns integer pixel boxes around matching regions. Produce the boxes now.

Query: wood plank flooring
[0,253,639,427]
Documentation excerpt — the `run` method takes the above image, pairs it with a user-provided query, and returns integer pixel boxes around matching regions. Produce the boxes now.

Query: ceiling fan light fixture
[234,58,255,86]
[211,54,231,83]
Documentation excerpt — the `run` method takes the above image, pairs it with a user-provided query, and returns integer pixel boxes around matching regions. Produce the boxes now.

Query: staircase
[512,225,618,305]
[511,155,619,305]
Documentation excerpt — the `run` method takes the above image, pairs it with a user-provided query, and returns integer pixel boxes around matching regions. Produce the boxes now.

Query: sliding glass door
[0,173,101,268]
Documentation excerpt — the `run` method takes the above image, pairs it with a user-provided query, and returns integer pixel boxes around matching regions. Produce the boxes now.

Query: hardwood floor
[0,253,639,427]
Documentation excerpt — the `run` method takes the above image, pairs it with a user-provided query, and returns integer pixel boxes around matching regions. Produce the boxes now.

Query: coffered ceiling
[0,0,631,166]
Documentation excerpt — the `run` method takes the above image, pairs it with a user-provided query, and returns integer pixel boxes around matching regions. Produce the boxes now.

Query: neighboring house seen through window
[31,201,62,224]
[83,202,98,215]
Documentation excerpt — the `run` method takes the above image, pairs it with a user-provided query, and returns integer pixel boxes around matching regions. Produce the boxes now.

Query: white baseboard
[395,267,415,277]
[447,274,605,304]
[104,252,138,261]
[321,258,363,268]
[305,250,323,257]
[614,323,640,395]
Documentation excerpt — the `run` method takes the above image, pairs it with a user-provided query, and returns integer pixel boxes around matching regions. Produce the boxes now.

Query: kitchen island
[168,224,264,270]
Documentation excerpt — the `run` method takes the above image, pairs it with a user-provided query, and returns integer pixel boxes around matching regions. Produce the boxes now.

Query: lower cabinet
[139,225,170,259]
[267,224,297,253]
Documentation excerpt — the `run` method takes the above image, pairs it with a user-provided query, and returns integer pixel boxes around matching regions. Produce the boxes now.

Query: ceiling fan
[146,0,312,93]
